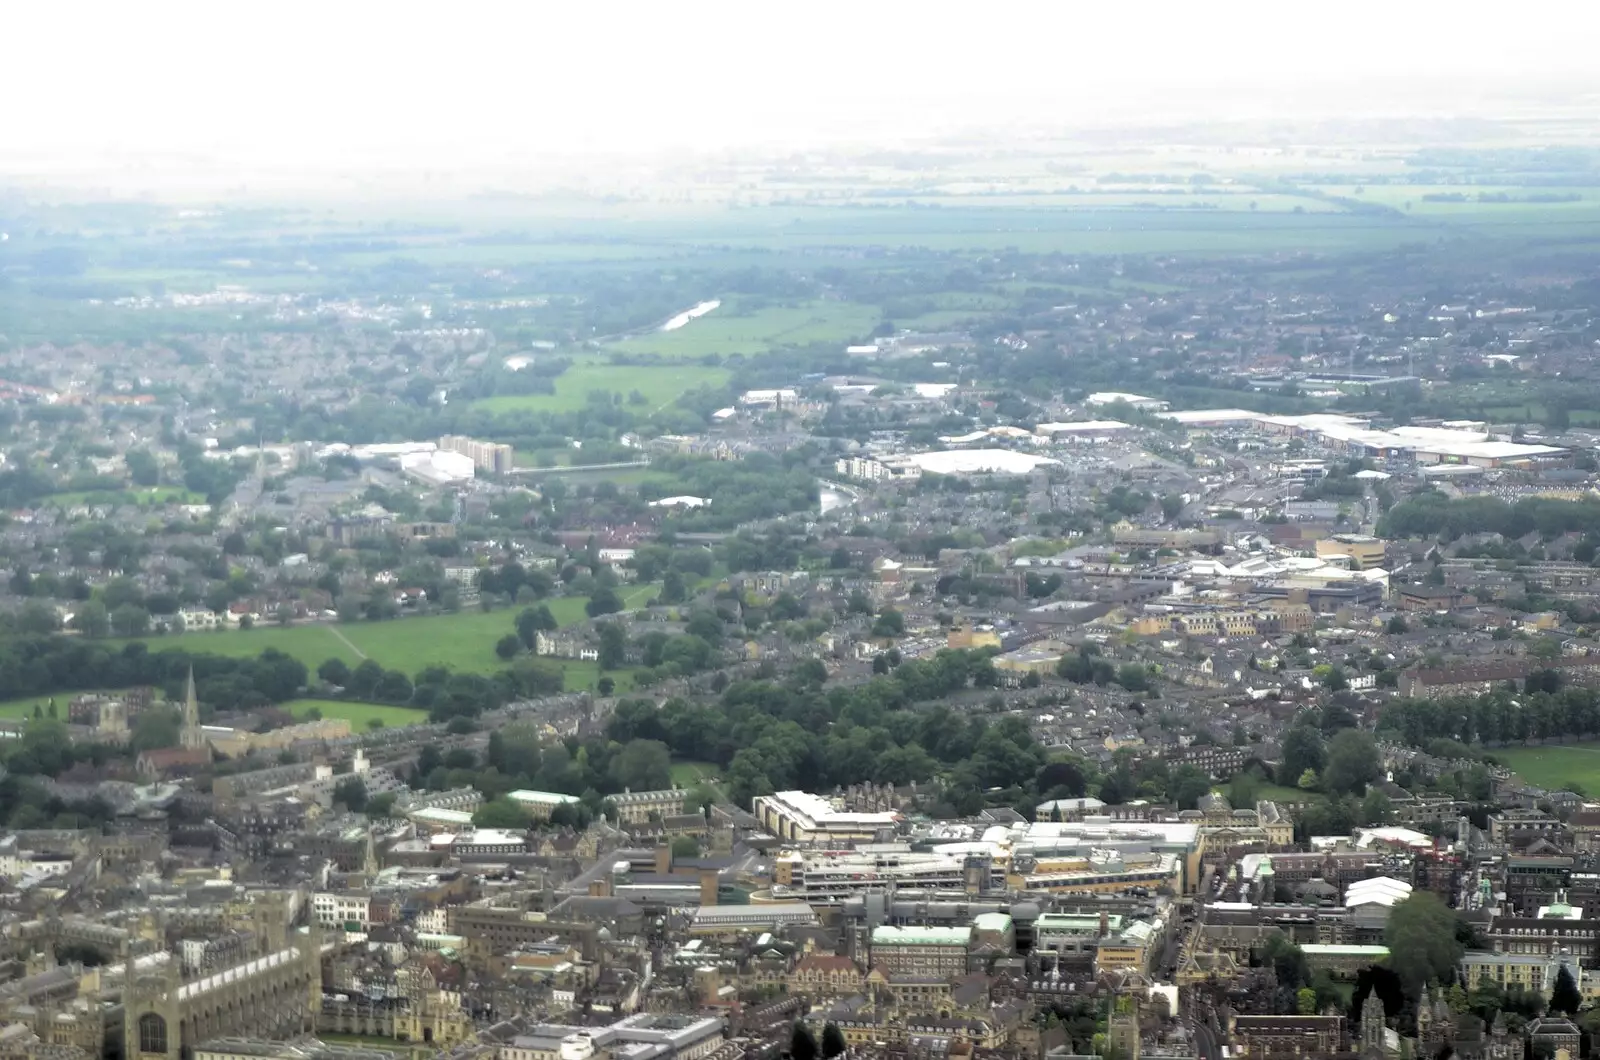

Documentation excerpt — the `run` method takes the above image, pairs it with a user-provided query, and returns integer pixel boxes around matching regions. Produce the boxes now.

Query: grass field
[111,584,657,674]
[1492,743,1600,793]
[669,759,721,785]
[287,698,429,728]
[0,693,82,721]
[610,300,882,358]
[472,360,730,415]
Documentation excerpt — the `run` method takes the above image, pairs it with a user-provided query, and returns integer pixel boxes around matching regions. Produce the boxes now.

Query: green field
[1492,743,1600,793]
[0,693,83,721]
[473,360,730,414]
[611,300,882,358]
[669,759,721,786]
[287,698,429,728]
[111,584,657,674]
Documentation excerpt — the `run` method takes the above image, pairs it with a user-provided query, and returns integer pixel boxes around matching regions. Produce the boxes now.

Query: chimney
[589,878,611,898]
[700,869,719,907]
[654,843,671,876]
[1098,909,1109,938]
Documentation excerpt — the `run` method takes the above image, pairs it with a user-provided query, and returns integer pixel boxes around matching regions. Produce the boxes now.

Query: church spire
[179,667,204,750]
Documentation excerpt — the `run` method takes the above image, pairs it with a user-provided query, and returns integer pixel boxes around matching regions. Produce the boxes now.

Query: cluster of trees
[604,648,1056,810]
[1056,645,1155,693]
[1379,492,1600,543]
[1378,687,1600,749]
[315,656,563,722]
[1090,750,1215,810]
[407,724,718,825]
[0,636,307,712]
[639,453,820,531]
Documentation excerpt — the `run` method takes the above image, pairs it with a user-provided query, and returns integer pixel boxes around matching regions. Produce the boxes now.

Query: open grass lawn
[287,698,429,729]
[611,300,882,358]
[1492,743,1600,794]
[111,624,360,669]
[0,692,84,720]
[472,359,730,415]
[669,759,721,786]
[1252,782,1324,805]
[110,584,658,675]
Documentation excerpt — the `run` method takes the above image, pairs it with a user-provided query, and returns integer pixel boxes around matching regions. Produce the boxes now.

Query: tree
[473,797,529,829]
[318,658,352,687]
[72,600,110,638]
[496,634,522,660]
[821,1024,847,1060]
[17,601,60,635]
[1386,892,1465,994]
[109,605,148,640]
[1280,724,1326,787]
[1386,616,1409,635]
[871,609,905,638]
[791,1022,820,1060]
[1168,765,1212,811]
[597,622,627,671]
[611,739,672,791]
[366,792,397,819]
[332,776,367,813]
[586,587,624,618]
[670,835,700,860]
[1551,963,1581,1016]
[1160,493,1185,522]
[1323,729,1381,796]
[131,707,181,752]
[597,677,615,697]
[516,605,557,647]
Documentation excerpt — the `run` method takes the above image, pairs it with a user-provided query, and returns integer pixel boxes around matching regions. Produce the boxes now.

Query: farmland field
[610,300,882,359]
[472,360,730,414]
[1492,743,1600,793]
[287,698,429,729]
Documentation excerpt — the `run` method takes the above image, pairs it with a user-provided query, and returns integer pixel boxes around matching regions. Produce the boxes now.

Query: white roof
[648,496,710,508]
[1086,392,1159,405]
[1158,408,1267,424]
[1354,826,1432,850]
[1036,420,1132,433]
[1345,876,1413,907]
[898,449,1060,476]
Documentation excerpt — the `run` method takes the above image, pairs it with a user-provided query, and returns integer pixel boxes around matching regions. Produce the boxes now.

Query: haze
[9,0,1600,197]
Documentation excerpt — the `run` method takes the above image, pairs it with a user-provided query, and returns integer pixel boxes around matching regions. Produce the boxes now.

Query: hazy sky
[7,0,1600,178]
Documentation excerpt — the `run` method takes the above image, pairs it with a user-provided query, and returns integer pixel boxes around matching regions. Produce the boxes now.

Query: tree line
[1378,492,1600,543]
[1377,685,1600,750]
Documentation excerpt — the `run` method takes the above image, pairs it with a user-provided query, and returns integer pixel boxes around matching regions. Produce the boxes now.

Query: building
[438,435,515,475]
[1086,393,1168,412]
[1315,534,1388,570]
[868,926,971,977]
[1460,952,1582,997]
[506,790,582,821]
[770,847,985,906]
[502,1015,724,1060]
[611,789,691,826]
[124,928,323,1060]
[1300,944,1390,976]
[752,791,901,844]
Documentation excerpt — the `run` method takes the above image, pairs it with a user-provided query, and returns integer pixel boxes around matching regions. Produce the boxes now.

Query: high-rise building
[438,435,514,474]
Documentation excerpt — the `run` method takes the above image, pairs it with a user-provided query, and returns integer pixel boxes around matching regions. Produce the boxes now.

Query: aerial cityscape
[6,7,1600,1060]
